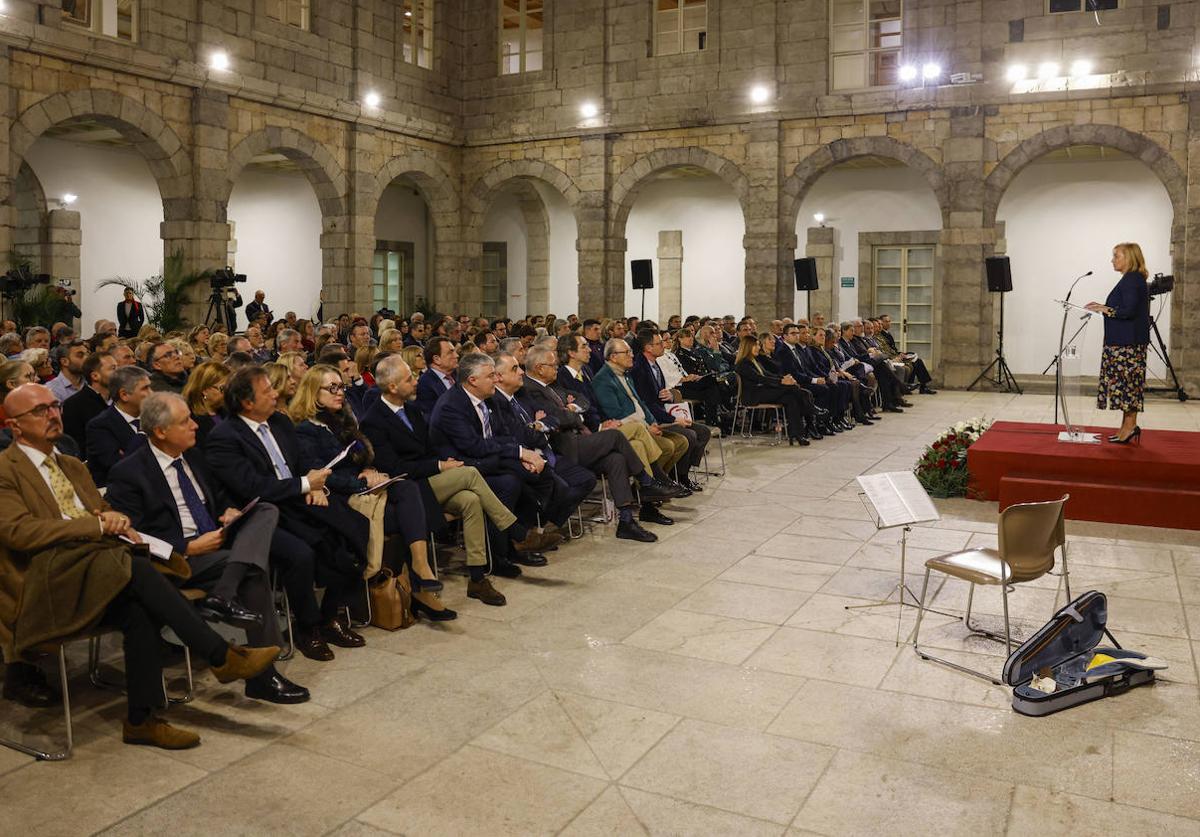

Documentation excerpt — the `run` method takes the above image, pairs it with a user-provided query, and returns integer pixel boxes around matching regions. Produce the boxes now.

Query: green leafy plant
[97,250,212,334]
[914,417,992,498]
[4,257,63,331]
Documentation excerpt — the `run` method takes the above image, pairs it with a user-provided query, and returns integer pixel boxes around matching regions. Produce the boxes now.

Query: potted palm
[98,250,212,334]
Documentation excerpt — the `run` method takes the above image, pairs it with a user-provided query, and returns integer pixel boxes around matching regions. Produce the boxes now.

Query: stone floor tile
[754,533,862,565]
[676,580,812,625]
[780,515,879,543]
[718,554,840,592]
[785,591,957,645]
[1006,785,1200,836]
[624,609,778,665]
[472,691,611,779]
[563,785,787,836]
[1111,730,1200,819]
[746,625,903,688]
[510,579,687,652]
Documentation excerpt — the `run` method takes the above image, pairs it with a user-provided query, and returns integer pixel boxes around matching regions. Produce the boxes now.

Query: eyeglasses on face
[11,400,62,419]
[319,383,346,395]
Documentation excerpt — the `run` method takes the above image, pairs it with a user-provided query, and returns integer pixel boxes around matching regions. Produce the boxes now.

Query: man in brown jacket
[0,383,280,750]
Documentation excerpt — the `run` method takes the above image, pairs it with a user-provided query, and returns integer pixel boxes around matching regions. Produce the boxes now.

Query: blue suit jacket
[204,412,307,508]
[591,364,659,425]
[586,340,605,375]
[630,354,674,424]
[557,365,602,431]
[414,368,453,418]
[1103,271,1151,346]
[774,342,810,382]
[84,405,146,487]
[428,384,519,468]
[358,397,450,535]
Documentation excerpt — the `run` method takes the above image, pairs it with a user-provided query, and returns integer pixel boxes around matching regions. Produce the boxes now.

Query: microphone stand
[1047,271,1092,426]
[1052,292,1101,444]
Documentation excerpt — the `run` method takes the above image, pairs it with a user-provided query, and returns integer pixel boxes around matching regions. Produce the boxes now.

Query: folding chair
[732,374,786,445]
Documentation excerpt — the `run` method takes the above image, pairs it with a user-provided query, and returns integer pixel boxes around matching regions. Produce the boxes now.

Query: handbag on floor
[1002,590,1162,716]
[368,567,415,631]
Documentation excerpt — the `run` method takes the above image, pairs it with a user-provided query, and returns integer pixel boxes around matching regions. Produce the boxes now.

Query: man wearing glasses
[148,342,187,394]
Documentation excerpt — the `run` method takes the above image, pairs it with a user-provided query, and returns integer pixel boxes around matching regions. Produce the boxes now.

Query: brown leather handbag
[368,567,415,631]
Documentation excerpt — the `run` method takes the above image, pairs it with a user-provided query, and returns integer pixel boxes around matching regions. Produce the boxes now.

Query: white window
[265,0,310,30]
[62,0,137,42]
[874,244,934,361]
[400,0,434,70]
[654,0,706,57]
[500,0,544,75]
[482,243,508,319]
[830,0,901,91]
[1047,0,1117,12]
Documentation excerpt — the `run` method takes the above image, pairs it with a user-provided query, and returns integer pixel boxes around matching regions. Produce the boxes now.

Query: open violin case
[1002,590,1158,717]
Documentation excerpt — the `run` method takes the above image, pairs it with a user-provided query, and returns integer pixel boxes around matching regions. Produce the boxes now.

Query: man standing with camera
[50,284,81,329]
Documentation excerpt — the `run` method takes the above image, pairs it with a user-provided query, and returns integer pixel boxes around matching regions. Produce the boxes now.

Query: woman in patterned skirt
[1086,242,1151,444]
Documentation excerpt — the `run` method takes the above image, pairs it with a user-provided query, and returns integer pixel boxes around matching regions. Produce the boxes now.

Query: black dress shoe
[788,436,811,446]
[682,478,704,492]
[856,416,875,426]
[295,627,335,662]
[899,399,914,408]
[412,592,458,621]
[510,552,548,567]
[245,671,311,704]
[617,518,658,542]
[640,505,675,525]
[640,481,682,501]
[3,663,58,708]
[320,619,366,648]
[920,386,937,395]
[199,596,263,628]
[883,405,904,413]
[492,562,524,579]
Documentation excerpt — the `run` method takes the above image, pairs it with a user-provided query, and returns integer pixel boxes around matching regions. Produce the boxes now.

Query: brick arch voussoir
[609,147,753,238]
[224,127,348,218]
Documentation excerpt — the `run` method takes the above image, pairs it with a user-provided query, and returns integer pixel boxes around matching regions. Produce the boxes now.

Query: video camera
[1148,272,1174,298]
[0,264,50,299]
[211,267,247,290]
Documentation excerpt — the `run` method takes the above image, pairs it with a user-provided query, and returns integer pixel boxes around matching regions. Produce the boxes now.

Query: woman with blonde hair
[19,348,53,382]
[207,331,230,362]
[277,350,309,390]
[1086,241,1153,444]
[289,365,446,599]
[734,335,813,446]
[168,338,197,372]
[377,327,404,353]
[355,345,379,388]
[401,344,426,374]
[182,360,230,447]
[187,325,211,357]
[263,362,296,408]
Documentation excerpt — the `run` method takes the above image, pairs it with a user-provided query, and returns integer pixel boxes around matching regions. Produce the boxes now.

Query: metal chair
[732,374,786,445]
[429,512,493,577]
[913,495,1070,685]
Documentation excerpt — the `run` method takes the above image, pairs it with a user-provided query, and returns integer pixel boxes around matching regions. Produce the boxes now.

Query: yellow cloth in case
[1086,653,1117,671]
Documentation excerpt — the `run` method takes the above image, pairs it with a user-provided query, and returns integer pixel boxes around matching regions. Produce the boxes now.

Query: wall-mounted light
[1005,64,1027,82]
[922,63,941,81]
[813,212,826,227]
[209,51,230,71]
[899,65,918,82]
[749,85,771,104]
[1037,61,1059,79]
[364,91,382,109]
[54,194,78,210]
[579,102,599,119]
[1069,59,1093,77]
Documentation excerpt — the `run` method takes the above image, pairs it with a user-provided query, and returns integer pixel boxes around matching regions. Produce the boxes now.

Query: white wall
[532,180,579,315]
[228,168,323,324]
[24,138,164,332]
[375,182,430,305]
[997,158,1173,377]
[482,192,529,318]
[623,176,745,321]
[795,166,943,319]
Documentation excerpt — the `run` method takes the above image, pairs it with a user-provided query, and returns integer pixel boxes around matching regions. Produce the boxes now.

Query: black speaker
[985,256,1013,293]
[794,258,819,292]
[631,259,654,290]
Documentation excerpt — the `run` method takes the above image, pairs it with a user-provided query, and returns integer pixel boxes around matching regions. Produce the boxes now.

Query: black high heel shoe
[1109,426,1142,445]
[789,436,810,447]
[410,572,444,593]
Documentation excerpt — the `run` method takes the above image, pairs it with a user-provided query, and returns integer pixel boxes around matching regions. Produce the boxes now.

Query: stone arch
[609,147,752,239]
[982,124,1186,231]
[781,136,949,229]
[8,89,191,219]
[224,126,349,222]
[464,159,581,236]
[374,150,459,219]
[12,162,47,266]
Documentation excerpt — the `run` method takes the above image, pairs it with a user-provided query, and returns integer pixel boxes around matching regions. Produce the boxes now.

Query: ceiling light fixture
[1006,64,1027,82]
[922,63,941,80]
[209,51,230,71]
[899,65,918,82]
[364,91,382,109]
[813,212,826,226]
[750,85,770,104]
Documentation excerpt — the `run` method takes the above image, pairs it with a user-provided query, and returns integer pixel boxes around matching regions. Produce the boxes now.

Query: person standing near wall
[1086,242,1151,444]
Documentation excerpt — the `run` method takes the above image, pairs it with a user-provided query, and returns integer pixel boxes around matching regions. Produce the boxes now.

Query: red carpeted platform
[968,421,1200,530]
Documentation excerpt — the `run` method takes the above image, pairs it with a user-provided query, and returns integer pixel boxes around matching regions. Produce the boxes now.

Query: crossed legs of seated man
[663,421,710,491]
[568,427,663,542]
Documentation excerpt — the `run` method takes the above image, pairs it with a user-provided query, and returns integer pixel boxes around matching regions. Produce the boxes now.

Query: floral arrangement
[914,417,992,498]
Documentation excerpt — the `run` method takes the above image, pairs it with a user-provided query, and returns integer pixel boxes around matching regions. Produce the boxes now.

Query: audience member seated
[630,328,710,492]
[182,361,230,449]
[734,335,813,446]
[148,342,188,394]
[776,324,848,434]
[400,345,425,376]
[875,314,936,395]
[46,339,88,403]
[668,326,725,425]
[415,336,458,419]
[810,325,873,426]
[844,320,910,412]
[207,332,229,363]
[0,383,279,746]
[205,366,369,656]
[22,348,54,383]
[0,360,37,424]
[264,362,296,409]
[106,392,310,704]
[62,351,116,454]
[86,365,152,487]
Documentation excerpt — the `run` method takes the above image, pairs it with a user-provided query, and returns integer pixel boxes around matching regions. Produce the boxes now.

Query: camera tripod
[968,290,1022,394]
[205,289,236,334]
[1145,311,1188,402]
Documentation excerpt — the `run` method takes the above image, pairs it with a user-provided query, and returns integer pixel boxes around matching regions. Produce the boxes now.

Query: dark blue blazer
[294,418,368,496]
[345,381,379,420]
[557,365,602,431]
[62,385,108,456]
[630,354,674,424]
[586,340,605,375]
[428,384,519,468]
[489,391,551,453]
[415,368,453,418]
[774,342,812,382]
[358,397,449,535]
[106,443,227,556]
[84,405,146,486]
[1103,271,1151,346]
[204,412,308,507]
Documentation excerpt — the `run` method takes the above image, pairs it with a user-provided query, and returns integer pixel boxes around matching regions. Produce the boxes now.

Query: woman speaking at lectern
[1085,242,1151,445]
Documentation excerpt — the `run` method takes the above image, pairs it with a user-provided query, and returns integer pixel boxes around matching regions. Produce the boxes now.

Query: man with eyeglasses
[148,342,187,394]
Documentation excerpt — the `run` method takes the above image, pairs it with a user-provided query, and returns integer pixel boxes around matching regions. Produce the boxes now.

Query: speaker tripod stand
[968,290,1022,394]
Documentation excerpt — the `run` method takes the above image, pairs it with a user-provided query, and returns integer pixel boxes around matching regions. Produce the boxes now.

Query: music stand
[846,471,954,645]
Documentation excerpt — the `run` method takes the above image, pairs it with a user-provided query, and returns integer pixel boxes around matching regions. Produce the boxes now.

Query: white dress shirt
[16,443,86,519]
[151,443,200,538]
[239,415,311,492]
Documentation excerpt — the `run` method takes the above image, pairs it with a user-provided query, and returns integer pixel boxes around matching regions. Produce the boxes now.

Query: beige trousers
[428,466,517,567]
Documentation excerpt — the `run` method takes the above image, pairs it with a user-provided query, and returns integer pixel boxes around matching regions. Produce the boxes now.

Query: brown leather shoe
[467,578,507,607]
[296,627,335,662]
[320,618,366,648]
[512,529,563,554]
[210,644,281,684]
[123,718,201,750]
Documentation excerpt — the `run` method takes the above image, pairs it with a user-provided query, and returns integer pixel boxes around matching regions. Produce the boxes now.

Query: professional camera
[55,279,76,298]
[0,264,50,299]
[211,267,247,289]
[1148,272,1174,297]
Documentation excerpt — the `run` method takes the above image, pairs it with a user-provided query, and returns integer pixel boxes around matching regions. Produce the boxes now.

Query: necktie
[256,424,293,478]
[478,401,493,439]
[130,418,141,433]
[545,384,565,408]
[396,406,414,432]
[42,455,89,520]
[171,459,218,535]
[512,398,556,465]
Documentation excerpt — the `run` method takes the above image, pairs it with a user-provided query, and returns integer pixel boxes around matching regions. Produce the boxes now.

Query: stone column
[805,226,838,325]
[341,125,378,315]
[743,121,789,322]
[1175,99,1200,395]
[45,208,81,329]
[577,135,616,316]
[516,184,551,313]
[657,230,683,321]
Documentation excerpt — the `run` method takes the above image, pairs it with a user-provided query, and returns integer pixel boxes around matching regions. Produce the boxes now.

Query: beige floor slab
[746,625,903,688]
[555,692,681,779]
[719,554,840,592]
[1111,730,1200,819]
[325,821,403,837]
[620,719,835,825]
[472,690,612,779]
[780,514,879,543]
[624,609,779,665]
[509,579,687,652]
[676,580,812,625]
[785,591,956,644]
[754,533,863,565]
[358,745,606,836]
[1006,785,1200,836]
[562,785,788,837]
[792,749,1014,836]
[102,742,394,837]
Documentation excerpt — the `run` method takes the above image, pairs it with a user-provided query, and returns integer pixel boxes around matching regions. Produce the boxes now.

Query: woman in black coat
[1086,242,1152,444]
[733,336,813,446]
[290,364,443,592]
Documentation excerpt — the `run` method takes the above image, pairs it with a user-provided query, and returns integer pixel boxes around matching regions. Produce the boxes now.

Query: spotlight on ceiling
[209,51,230,71]
[364,91,382,109]
[579,102,599,119]
[899,65,918,82]
[1069,59,1093,77]
[1005,64,1027,82]
[922,63,941,80]
[1037,61,1059,79]
[749,85,770,104]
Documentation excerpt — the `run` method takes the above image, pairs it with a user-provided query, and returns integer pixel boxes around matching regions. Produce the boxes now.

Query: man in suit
[630,329,710,493]
[875,314,936,395]
[148,342,187,394]
[851,319,913,410]
[85,365,152,486]
[205,366,367,658]
[429,353,564,577]
[839,321,902,413]
[776,324,843,433]
[582,319,605,374]
[807,325,870,426]
[244,290,272,326]
[524,345,677,542]
[415,336,458,418]
[116,287,145,338]
[106,393,310,704]
[62,351,115,453]
[0,383,278,747]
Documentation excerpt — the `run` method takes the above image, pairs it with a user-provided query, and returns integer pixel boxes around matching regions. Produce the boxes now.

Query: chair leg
[913,569,1003,686]
[0,645,75,761]
[911,567,932,651]
[277,586,295,662]
[171,646,194,705]
[1001,580,1013,656]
